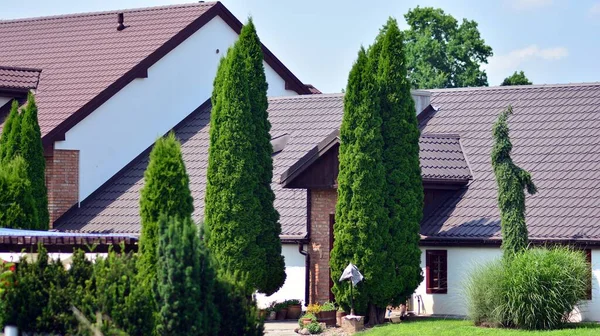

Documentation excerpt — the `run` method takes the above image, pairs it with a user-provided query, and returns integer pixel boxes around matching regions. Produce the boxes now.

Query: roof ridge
[268,93,344,101]
[0,65,42,73]
[421,133,460,139]
[428,82,600,93]
[0,1,217,25]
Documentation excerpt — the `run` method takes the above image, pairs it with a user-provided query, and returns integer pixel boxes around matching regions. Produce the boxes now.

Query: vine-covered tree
[491,106,537,258]
[330,43,389,320]
[375,18,423,311]
[155,216,219,336]
[403,7,493,89]
[20,93,49,229]
[138,132,194,282]
[0,100,22,163]
[501,71,532,86]
[205,19,285,294]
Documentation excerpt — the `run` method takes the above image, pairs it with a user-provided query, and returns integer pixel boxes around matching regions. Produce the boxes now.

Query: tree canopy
[501,71,532,86]
[205,18,285,295]
[403,6,493,89]
[0,100,22,164]
[491,106,537,258]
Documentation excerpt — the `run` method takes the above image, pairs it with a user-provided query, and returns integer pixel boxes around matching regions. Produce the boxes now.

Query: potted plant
[266,302,277,321]
[317,301,336,327]
[275,302,289,320]
[298,313,317,328]
[306,303,322,315]
[285,299,302,319]
[336,307,347,327]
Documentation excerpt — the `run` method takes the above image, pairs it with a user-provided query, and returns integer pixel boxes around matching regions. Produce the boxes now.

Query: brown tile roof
[279,129,471,187]
[0,66,40,92]
[420,83,600,242]
[55,94,469,238]
[0,2,311,147]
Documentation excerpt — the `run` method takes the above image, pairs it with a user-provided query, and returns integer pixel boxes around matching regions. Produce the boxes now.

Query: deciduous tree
[403,7,493,89]
[501,71,532,86]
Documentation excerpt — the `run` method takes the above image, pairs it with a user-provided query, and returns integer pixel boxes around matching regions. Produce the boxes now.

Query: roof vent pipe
[117,13,126,31]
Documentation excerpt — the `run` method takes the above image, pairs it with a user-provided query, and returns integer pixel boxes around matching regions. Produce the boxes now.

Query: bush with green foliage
[307,322,323,334]
[298,313,317,329]
[213,270,263,336]
[501,71,532,86]
[467,247,589,330]
[19,93,49,230]
[0,156,38,229]
[155,216,219,335]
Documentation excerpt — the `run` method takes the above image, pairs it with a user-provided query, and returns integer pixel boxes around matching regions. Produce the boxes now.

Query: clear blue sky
[3,0,599,93]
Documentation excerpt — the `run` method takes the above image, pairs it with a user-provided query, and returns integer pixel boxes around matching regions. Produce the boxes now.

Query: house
[2,2,600,321]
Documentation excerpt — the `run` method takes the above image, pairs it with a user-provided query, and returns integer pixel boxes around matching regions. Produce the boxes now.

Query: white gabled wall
[55,15,298,202]
[255,244,306,308]
[414,246,600,322]
[0,97,11,108]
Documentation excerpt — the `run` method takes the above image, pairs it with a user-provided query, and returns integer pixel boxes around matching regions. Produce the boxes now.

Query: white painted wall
[256,243,306,308]
[413,247,600,322]
[55,15,298,202]
[0,97,11,109]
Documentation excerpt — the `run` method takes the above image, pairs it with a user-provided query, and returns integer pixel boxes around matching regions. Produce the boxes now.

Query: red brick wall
[308,188,337,304]
[46,149,79,227]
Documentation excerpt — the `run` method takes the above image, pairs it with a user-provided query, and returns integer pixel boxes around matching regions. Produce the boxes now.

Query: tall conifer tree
[330,45,390,318]
[20,93,49,229]
[237,18,286,294]
[138,132,194,281]
[205,19,285,294]
[0,101,22,164]
[491,106,537,259]
[0,156,38,229]
[375,18,423,307]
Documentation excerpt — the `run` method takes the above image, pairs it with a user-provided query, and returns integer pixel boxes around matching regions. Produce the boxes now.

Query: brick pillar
[46,149,79,227]
[308,188,337,304]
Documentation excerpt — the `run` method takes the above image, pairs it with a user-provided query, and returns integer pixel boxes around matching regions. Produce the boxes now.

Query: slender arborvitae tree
[0,156,38,229]
[491,106,537,259]
[0,101,22,164]
[138,132,194,281]
[155,216,219,336]
[20,93,49,230]
[330,45,390,318]
[375,18,423,309]
[205,19,284,293]
[237,18,286,295]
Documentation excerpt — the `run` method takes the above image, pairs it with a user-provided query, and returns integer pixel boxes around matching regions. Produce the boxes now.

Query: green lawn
[357,318,600,336]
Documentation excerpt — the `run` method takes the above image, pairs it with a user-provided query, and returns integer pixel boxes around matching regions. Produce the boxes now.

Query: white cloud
[482,45,568,84]
[590,2,600,16]
[509,0,552,10]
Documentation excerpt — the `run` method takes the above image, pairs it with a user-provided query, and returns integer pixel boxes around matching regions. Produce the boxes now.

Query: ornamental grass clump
[467,247,589,330]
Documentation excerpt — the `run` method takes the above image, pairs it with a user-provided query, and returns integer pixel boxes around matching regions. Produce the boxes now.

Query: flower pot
[287,304,302,319]
[258,309,267,320]
[317,310,336,327]
[302,318,313,326]
[276,308,288,320]
[336,311,347,327]
[267,310,277,320]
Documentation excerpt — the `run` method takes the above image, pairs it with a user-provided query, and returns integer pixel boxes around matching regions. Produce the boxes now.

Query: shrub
[306,303,322,315]
[213,271,263,336]
[321,301,336,312]
[307,321,323,334]
[467,247,589,330]
[298,313,317,329]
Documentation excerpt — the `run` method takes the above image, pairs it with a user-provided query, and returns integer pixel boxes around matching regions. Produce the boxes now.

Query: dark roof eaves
[280,129,340,186]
